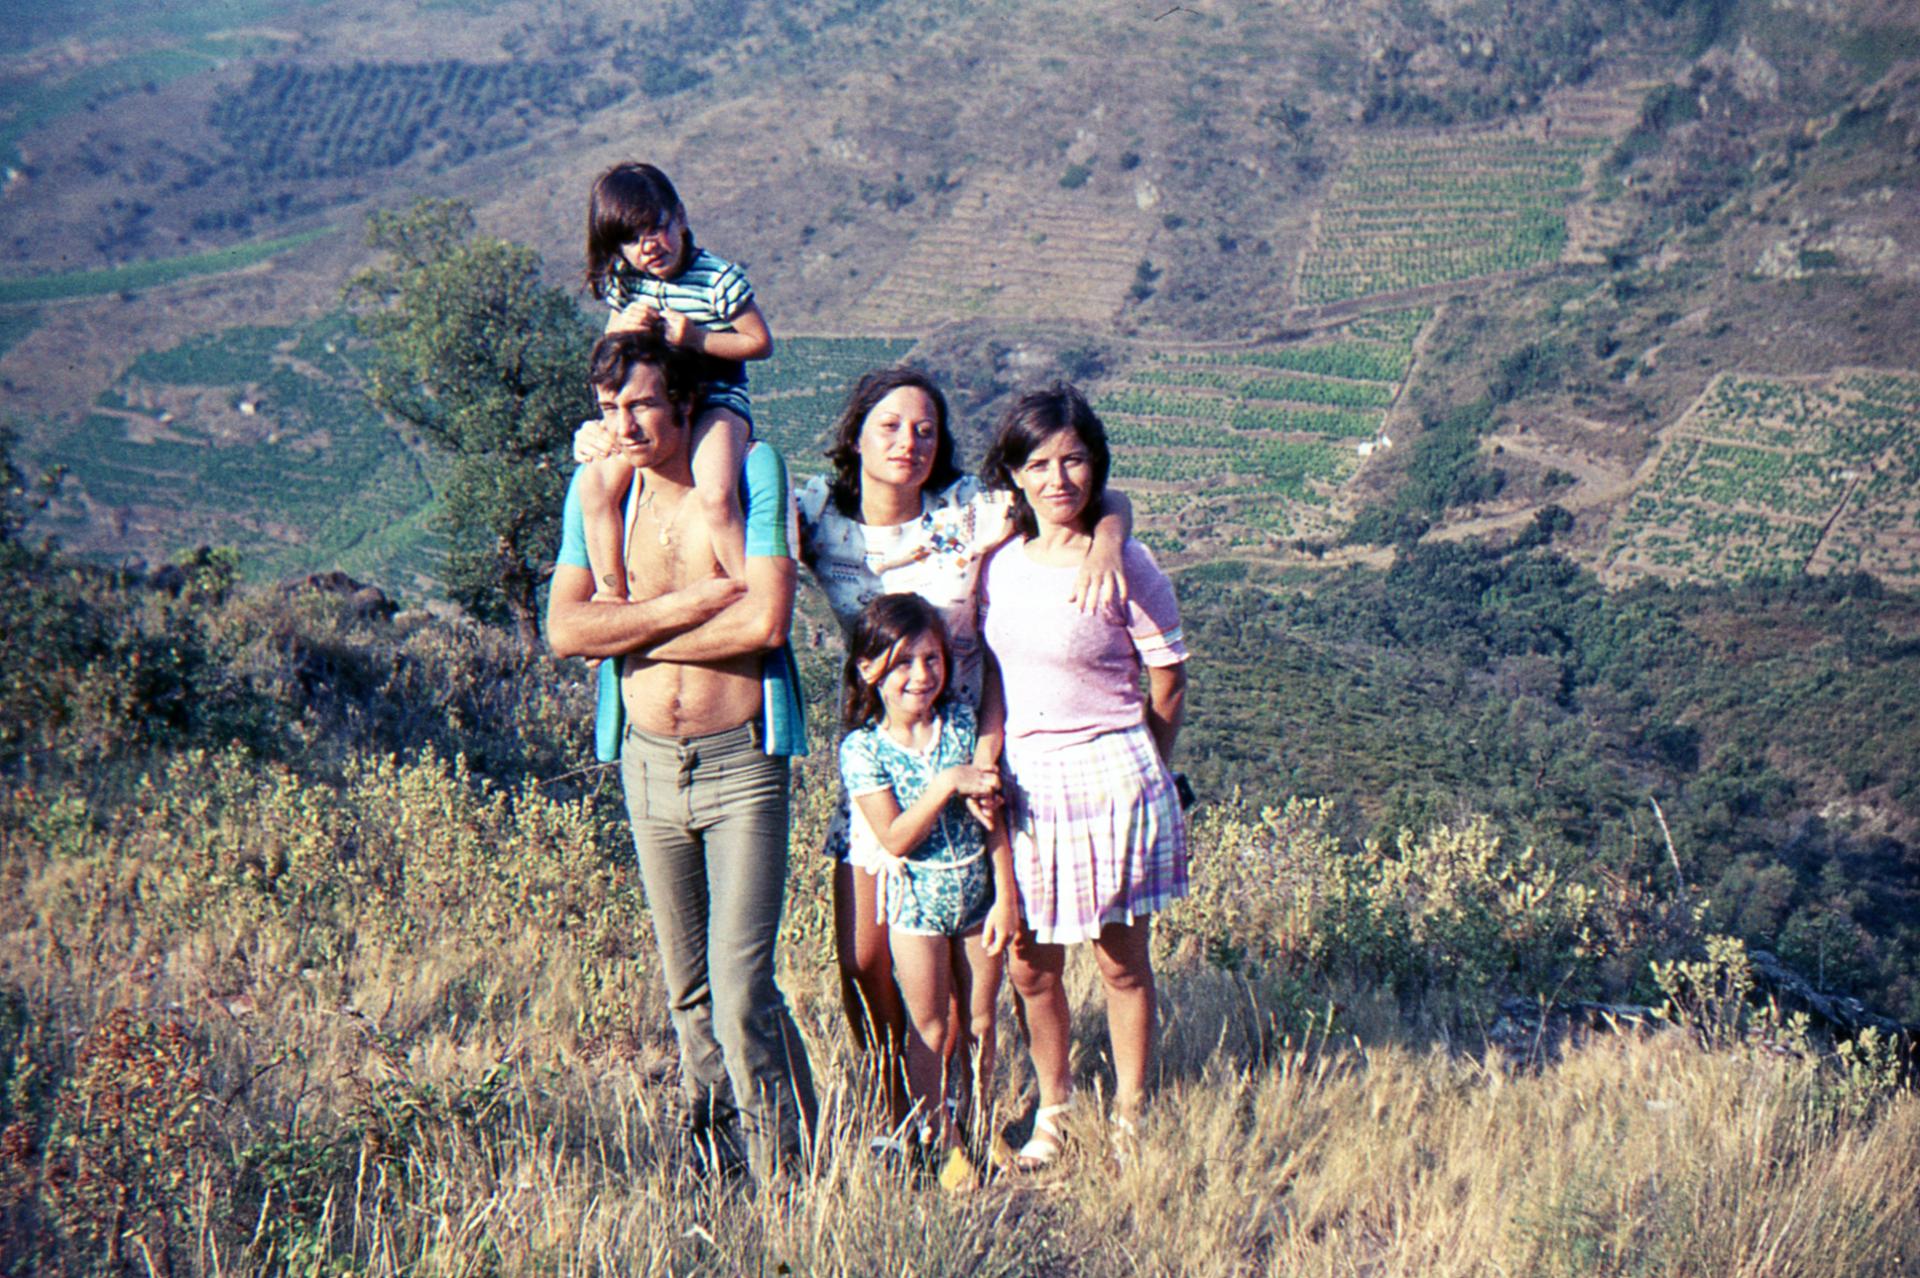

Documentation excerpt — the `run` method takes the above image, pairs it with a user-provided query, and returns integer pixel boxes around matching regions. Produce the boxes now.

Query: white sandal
[1108,1110,1140,1168]
[1015,1099,1075,1171]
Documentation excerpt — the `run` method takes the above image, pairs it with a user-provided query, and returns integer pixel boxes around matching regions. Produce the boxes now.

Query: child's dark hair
[824,367,962,518]
[842,593,952,730]
[586,162,688,298]
[981,383,1111,538]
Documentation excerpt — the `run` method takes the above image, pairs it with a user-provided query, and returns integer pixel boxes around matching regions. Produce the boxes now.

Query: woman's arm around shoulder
[1073,487,1135,615]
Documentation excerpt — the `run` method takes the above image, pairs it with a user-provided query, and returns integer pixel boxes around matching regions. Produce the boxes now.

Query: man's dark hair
[587,330,698,405]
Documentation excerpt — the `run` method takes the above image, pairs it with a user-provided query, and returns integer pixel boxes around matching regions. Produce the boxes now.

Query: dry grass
[2,751,1914,1278]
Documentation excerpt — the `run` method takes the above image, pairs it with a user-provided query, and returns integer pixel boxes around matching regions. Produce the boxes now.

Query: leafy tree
[348,199,594,651]
[0,422,61,557]
[1257,98,1312,148]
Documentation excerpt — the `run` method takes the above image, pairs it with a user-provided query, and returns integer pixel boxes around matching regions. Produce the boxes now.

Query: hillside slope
[2,0,1915,582]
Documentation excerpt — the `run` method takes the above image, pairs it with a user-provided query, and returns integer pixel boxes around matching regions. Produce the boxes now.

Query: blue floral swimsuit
[838,703,993,936]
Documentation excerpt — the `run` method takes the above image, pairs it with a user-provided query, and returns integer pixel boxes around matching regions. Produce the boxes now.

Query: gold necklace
[637,482,690,548]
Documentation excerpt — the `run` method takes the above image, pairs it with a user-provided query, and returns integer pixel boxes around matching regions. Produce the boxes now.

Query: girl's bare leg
[1090,918,1155,1120]
[889,932,958,1149]
[578,455,636,599]
[957,928,1005,1139]
[832,860,908,1123]
[688,407,749,580]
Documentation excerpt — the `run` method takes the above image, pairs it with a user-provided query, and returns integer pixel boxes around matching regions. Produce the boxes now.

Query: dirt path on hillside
[1427,433,1639,544]
[1282,269,1538,332]
[1175,543,1398,579]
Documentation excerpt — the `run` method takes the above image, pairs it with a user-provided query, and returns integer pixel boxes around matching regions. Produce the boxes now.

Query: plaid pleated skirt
[1004,723,1188,945]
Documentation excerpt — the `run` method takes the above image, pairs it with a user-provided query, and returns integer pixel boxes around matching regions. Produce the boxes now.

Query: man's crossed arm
[546,557,794,663]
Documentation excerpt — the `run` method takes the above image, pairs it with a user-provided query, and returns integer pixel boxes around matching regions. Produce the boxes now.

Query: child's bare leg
[958,928,1005,1139]
[890,931,958,1150]
[689,407,749,580]
[579,456,636,601]
[833,861,909,1124]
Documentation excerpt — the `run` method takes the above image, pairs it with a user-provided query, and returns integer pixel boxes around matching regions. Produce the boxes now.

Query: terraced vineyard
[1092,308,1430,550]
[751,335,918,474]
[1606,371,1920,587]
[860,173,1143,329]
[1296,132,1608,305]
[37,317,439,591]
[35,331,916,593]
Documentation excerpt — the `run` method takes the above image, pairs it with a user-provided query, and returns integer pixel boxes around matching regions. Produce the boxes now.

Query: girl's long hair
[824,367,961,518]
[981,383,1110,538]
[585,162,686,298]
[841,593,952,730]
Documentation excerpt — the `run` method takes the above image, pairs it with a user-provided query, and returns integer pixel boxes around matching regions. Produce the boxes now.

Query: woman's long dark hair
[841,593,952,730]
[824,367,961,519]
[981,383,1111,538]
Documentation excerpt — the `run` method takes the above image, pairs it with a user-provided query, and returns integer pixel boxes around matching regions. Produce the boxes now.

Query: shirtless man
[547,330,815,1181]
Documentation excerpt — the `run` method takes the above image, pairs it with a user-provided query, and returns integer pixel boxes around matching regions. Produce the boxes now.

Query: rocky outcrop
[281,570,397,621]
[1746,948,1908,1040]
[1488,949,1913,1067]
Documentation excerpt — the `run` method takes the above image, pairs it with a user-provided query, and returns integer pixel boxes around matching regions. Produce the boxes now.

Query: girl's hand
[944,764,1001,800]
[981,896,1019,957]
[1070,538,1130,617]
[573,418,617,465]
[661,309,695,348]
[609,303,661,335]
[964,747,1002,826]
[964,791,1003,829]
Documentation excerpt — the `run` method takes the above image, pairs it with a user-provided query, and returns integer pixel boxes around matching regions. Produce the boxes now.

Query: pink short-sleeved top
[980,537,1188,751]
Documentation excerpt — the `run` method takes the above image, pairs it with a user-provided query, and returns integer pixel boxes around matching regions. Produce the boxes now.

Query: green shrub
[1170,798,1611,1016]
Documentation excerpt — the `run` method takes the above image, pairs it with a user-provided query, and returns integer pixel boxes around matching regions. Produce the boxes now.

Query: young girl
[582,162,772,587]
[839,594,1019,1189]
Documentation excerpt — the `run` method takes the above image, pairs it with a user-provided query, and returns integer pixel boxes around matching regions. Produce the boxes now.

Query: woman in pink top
[978,385,1189,1167]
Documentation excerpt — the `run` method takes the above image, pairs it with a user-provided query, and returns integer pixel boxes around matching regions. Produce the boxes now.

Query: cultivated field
[36,316,434,586]
[858,172,1147,330]
[0,231,333,306]
[1091,307,1430,552]
[749,335,918,474]
[1605,369,1920,587]
[1295,131,1610,307]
